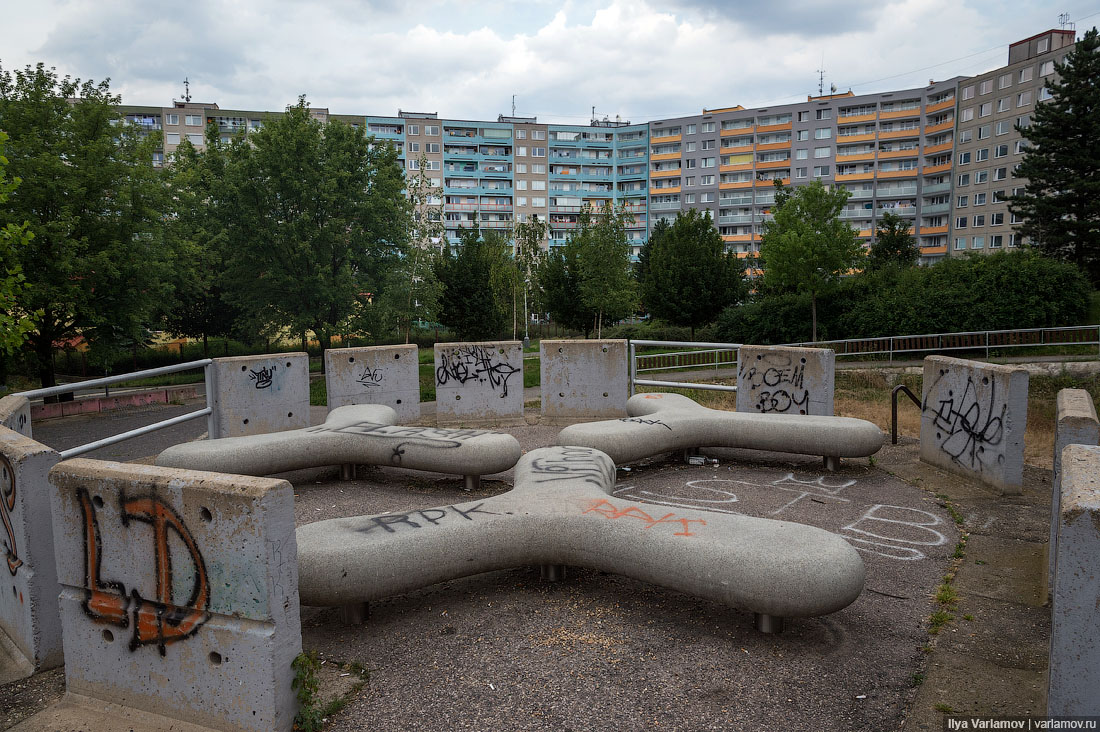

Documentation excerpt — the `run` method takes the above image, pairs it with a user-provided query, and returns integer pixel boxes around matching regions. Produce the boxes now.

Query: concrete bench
[556,392,884,470]
[156,405,522,489]
[296,445,865,633]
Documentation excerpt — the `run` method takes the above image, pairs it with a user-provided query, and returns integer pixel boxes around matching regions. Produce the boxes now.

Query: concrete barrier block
[209,354,310,439]
[0,428,62,672]
[540,339,627,421]
[324,345,420,423]
[920,356,1028,494]
[49,460,301,732]
[737,346,835,416]
[1047,389,1099,598]
[0,395,32,439]
[434,342,524,424]
[1048,444,1100,716]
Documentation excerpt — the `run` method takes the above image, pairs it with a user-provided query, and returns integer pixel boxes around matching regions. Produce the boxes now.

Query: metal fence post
[628,341,636,397]
[985,331,990,360]
[204,361,216,439]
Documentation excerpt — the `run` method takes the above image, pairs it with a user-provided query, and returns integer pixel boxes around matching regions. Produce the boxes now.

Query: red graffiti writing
[584,499,706,537]
[1,455,22,576]
[78,488,210,655]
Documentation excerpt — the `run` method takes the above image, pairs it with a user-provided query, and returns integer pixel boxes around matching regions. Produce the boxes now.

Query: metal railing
[15,359,214,459]
[629,340,741,395]
[783,325,1100,362]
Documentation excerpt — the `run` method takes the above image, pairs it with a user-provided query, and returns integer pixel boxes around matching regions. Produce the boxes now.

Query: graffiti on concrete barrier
[436,345,521,398]
[77,487,211,655]
[1,455,22,576]
[17,412,27,434]
[356,367,384,389]
[584,499,706,537]
[619,417,672,431]
[357,503,500,535]
[528,447,615,489]
[249,364,276,389]
[923,371,1006,473]
[305,422,490,465]
[740,352,811,415]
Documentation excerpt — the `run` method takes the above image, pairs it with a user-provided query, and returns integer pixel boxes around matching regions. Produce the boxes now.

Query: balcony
[877,148,919,160]
[721,144,754,155]
[921,225,949,235]
[838,111,877,123]
[922,181,952,194]
[650,152,681,162]
[923,162,953,175]
[847,189,874,199]
[921,202,950,214]
[877,186,918,197]
[878,128,920,141]
[926,97,956,114]
[839,209,873,219]
[720,195,753,206]
[924,141,953,154]
[836,152,875,163]
[650,134,682,144]
[755,121,792,134]
[876,169,919,179]
[650,201,682,211]
[836,132,876,143]
[835,172,875,182]
[924,120,954,135]
[879,205,917,216]
[649,186,681,196]
[879,107,921,121]
[719,214,754,224]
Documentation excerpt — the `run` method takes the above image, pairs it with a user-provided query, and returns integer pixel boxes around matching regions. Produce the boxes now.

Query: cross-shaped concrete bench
[556,392,884,470]
[295,445,865,633]
[156,404,522,489]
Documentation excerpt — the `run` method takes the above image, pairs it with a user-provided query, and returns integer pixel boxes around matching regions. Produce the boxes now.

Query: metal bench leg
[540,564,567,582]
[754,613,784,634]
[823,456,839,472]
[464,475,480,492]
[340,463,356,480]
[341,602,370,625]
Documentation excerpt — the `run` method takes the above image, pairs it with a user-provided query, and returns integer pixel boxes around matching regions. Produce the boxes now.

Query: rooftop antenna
[817,54,825,97]
[512,94,516,117]
[182,77,191,103]
[1058,12,1075,31]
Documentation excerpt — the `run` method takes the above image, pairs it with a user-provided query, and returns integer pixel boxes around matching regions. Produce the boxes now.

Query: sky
[3,0,1098,125]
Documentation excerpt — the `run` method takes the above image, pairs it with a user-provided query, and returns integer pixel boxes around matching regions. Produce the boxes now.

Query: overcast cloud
[3,0,1097,124]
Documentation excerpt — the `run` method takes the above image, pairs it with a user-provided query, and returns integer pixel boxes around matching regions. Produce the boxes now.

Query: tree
[1009,27,1100,284]
[0,131,39,379]
[574,203,637,338]
[639,207,747,337]
[867,210,920,271]
[0,63,171,387]
[160,133,241,355]
[538,241,591,336]
[216,97,410,351]
[758,180,864,341]
[513,215,546,340]
[434,224,512,340]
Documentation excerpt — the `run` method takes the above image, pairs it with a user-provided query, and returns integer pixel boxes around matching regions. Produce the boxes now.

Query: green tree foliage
[216,97,410,350]
[867,210,920,271]
[538,241,591,336]
[574,203,637,337]
[718,250,1089,343]
[160,134,241,355]
[1009,28,1100,285]
[0,132,37,355]
[638,208,747,336]
[434,225,513,340]
[758,180,864,341]
[513,214,547,338]
[0,63,170,386]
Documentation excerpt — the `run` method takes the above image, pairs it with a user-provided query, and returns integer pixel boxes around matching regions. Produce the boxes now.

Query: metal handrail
[629,340,742,396]
[15,359,215,458]
[891,384,922,445]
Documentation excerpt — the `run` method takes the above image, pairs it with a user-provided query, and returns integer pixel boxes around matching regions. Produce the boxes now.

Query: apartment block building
[949,29,1075,254]
[118,27,1077,264]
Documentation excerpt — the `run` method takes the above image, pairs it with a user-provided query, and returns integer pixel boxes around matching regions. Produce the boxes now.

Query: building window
[1014,140,1028,154]
[531,130,545,140]
[955,237,968,250]
[686,141,696,152]
[515,163,526,173]
[407,159,420,170]
[796,149,808,159]
[1037,37,1050,53]
[702,122,715,133]
[815,127,832,139]
[992,190,1007,202]
[517,196,527,206]
[813,165,830,177]
[685,193,695,204]
[991,213,1004,226]
[958,152,971,165]
[955,216,968,228]
[979,102,992,117]
[975,170,989,184]
[814,147,830,158]
[685,159,697,169]
[187,134,203,145]
[961,107,975,122]
[979,80,993,95]
[997,97,1010,112]
[531,180,546,190]
[532,147,546,157]
[517,146,527,157]
[962,85,975,100]
[995,120,1011,135]
[166,132,181,145]
[426,143,440,153]
[956,195,969,207]
[958,173,970,186]
[798,111,810,121]
[994,144,1008,158]
[1019,67,1033,83]
[426,160,440,170]
[973,215,986,226]
[795,167,808,178]
[990,234,1003,248]
[700,191,715,202]
[1016,91,1032,107]
[686,124,696,135]
[998,73,1012,89]
[165,113,179,126]
[993,167,1008,181]
[185,114,202,126]
[426,125,440,135]
[515,129,525,139]
[1038,87,1053,102]
[532,197,546,207]
[531,164,545,173]
[1016,115,1031,128]
[516,179,527,190]
[701,157,716,168]
[972,236,985,249]
[976,148,989,162]
[408,125,419,135]
[1008,233,1021,247]
[684,176,695,186]
[816,109,832,120]
[1040,60,1054,76]
[977,125,991,139]
[974,193,987,205]
[701,175,715,185]
[959,129,973,143]
[701,139,716,150]
[796,130,809,141]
